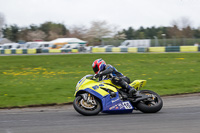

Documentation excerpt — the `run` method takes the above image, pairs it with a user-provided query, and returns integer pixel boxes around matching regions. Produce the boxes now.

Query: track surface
[0,93,200,133]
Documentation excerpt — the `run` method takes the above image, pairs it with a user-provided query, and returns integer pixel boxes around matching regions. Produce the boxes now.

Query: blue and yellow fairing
[74,75,119,97]
[74,75,146,113]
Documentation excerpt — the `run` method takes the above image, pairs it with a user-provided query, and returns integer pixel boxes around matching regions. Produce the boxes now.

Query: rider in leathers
[92,58,136,96]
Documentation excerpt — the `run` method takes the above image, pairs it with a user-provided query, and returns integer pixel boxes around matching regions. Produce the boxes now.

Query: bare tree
[168,25,182,38]
[87,20,113,38]
[169,17,193,38]
[0,12,5,37]
[182,26,193,38]
[177,17,192,30]
[114,32,126,40]
[26,30,47,41]
[86,20,118,45]
[47,31,61,41]
[68,25,88,40]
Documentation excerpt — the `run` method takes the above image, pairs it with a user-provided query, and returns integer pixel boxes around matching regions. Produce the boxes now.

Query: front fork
[80,93,97,105]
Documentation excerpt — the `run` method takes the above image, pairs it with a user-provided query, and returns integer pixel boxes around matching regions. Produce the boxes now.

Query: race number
[122,102,133,109]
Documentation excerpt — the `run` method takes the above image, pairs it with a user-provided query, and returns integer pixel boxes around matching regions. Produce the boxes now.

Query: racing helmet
[92,58,106,74]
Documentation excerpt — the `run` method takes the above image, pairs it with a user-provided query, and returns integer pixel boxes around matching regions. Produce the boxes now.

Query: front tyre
[136,90,163,113]
[73,95,102,116]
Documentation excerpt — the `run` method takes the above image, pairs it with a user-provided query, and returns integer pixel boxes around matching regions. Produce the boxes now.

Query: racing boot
[119,79,137,97]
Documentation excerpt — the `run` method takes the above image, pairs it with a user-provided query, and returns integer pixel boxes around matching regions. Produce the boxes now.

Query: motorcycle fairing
[79,88,134,113]
[101,94,134,113]
[74,75,135,113]
[130,80,147,89]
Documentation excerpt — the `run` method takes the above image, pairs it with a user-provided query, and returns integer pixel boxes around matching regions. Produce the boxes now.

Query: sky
[0,0,200,30]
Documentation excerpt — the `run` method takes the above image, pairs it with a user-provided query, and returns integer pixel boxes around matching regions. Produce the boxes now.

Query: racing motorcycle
[73,75,163,116]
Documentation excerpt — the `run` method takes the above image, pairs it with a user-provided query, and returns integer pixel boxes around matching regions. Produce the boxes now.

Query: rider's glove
[94,73,100,78]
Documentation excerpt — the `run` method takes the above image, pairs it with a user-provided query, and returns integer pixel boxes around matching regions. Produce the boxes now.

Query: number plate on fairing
[122,101,133,109]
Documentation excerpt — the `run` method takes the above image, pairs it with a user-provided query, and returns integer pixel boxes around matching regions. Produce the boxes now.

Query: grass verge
[0,53,200,107]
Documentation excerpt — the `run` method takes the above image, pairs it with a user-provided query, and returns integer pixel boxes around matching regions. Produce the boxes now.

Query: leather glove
[94,73,100,78]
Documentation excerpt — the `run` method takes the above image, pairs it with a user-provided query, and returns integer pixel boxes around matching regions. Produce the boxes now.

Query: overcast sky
[0,0,200,30]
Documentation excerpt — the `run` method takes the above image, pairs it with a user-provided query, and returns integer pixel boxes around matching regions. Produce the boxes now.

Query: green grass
[0,53,200,108]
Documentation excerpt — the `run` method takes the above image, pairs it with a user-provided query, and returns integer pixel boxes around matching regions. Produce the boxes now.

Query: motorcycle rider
[92,58,137,96]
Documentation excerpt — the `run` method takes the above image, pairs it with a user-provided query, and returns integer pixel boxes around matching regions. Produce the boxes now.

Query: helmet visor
[93,64,99,74]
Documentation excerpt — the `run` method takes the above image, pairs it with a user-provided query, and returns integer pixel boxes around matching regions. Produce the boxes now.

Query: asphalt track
[0,93,200,133]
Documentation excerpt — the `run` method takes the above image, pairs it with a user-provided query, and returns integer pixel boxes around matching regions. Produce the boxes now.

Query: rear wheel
[136,90,163,113]
[73,95,102,116]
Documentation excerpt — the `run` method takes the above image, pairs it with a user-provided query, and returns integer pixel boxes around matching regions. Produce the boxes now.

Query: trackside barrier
[61,49,70,53]
[149,47,165,52]
[5,49,11,54]
[11,49,15,54]
[16,49,23,54]
[106,47,112,52]
[28,49,37,54]
[22,49,27,54]
[92,48,98,53]
[36,49,42,53]
[49,49,61,53]
[92,48,106,53]
[71,49,78,53]
[180,46,198,52]
[42,49,49,53]
[98,48,106,52]
[165,46,180,52]
[128,47,137,53]
[0,46,200,55]
[112,47,121,52]
[138,48,148,52]
[121,48,128,52]
[0,49,36,54]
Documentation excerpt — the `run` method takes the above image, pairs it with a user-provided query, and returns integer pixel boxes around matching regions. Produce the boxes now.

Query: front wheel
[73,95,102,116]
[136,90,163,113]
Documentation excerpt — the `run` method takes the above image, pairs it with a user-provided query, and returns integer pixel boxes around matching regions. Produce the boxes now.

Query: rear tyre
[136,90,163,113]
[73,95,101,116]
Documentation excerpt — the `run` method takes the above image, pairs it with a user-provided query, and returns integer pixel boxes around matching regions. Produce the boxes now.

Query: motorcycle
[73,75,163,116]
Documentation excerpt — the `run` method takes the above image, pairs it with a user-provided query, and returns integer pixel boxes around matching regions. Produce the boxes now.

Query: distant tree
[168,25,182,38]
[182,26,193,38]
[159,27,169,38]
[68,25,88,40]
[29,24,39,31]
[86,20,116,45]
[169,17,193,38]
[138,26,145,32]
[144,27,151,38]
[175,17,192,30]
[2,25,19,42]
[137,27,146,39]
[123,27,135,39]
[156,30,163,39]
[26,30,47,41]
[0,12,5,37]
[114,31,126,40]
[40,22,69,40]
[149,26,157,38]
[87,20,113,38]
[194,28,200,38]
[47,31,61,41]
[18,28,29,41]
[138,32,145,39]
